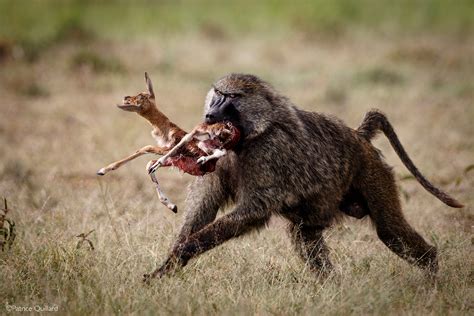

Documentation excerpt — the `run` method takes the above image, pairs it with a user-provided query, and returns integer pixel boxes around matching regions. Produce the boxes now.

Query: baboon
[143,73,463,282]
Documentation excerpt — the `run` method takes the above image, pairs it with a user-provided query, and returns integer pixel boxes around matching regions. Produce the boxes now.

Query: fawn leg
[146,160,177,213]
[197,149,227,164]
[97,145,169,176]
[148,130,200,174]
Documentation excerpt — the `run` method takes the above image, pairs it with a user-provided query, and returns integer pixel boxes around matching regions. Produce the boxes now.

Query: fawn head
[117,72,157,114]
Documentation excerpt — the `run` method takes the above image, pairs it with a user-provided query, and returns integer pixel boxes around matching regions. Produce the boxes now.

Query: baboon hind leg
[355,163,438,273]
[288,223,333,275]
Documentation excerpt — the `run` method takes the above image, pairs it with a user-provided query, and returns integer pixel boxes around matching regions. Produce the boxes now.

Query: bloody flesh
[161,124,240,176]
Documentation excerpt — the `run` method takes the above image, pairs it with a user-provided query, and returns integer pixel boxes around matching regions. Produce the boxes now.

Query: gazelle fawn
[97,72,185,177]
[97,73,240,212]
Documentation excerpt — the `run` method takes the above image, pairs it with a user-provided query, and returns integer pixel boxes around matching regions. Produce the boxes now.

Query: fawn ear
[145,72,155,98]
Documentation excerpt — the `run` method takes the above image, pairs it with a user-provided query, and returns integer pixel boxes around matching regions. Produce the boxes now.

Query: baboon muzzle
[205,111,221,124]
[205,94,234,124]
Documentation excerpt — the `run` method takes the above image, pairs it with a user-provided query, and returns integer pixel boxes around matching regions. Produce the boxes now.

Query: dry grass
[0,4,473,314]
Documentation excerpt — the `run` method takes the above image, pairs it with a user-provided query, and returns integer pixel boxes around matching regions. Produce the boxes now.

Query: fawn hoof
[97,168,106,176]
[170,205,178,213]
[146,160,157,170]
[147,160,160,174]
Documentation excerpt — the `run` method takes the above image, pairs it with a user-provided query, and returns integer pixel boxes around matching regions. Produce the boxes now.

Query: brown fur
[143,74,462,283]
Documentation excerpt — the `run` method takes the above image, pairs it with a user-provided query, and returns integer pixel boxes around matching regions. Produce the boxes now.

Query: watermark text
[5,303,59,313]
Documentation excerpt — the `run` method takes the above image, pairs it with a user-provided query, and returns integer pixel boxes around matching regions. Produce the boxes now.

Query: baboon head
[117,72,157,114]
[204,73,292,140]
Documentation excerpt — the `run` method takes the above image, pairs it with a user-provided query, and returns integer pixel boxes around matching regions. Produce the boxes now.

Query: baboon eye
[228,93,243,99]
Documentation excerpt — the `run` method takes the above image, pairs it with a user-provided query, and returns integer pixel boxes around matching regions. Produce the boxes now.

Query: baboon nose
[205,113,216,124]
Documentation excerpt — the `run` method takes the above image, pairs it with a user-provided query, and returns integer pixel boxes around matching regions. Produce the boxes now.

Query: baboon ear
[145,72,155,98]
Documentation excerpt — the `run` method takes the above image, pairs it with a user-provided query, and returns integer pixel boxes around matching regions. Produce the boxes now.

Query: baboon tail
[357,109,464,208]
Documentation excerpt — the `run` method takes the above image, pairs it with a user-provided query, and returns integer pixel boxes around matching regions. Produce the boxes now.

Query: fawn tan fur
[97,73,239,212]
[148,121,240,173]
[97,72,185,176]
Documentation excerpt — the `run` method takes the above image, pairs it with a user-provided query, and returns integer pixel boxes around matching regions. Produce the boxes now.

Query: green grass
[1,0,473,44]
[2,0,472,66]
[70,50,125,73]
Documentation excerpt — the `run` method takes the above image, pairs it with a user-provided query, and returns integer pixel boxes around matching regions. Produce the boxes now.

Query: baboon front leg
[144,205,270,281]
[175,173,230,245]
[97,145,169,175]
[143,174,230,283]
[288,223,333,275]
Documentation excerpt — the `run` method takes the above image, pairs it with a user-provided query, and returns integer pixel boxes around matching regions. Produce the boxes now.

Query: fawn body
[97,73,240,212]
[147,122,240,175]
[96,73,184,176]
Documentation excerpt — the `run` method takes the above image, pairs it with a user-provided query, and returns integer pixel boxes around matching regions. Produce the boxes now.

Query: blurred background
[0,0,472,314]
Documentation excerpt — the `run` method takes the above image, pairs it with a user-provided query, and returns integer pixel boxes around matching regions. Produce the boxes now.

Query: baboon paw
[142,273,153,285]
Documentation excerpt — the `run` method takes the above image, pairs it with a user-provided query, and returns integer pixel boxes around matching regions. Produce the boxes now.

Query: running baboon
[143,74,462,282]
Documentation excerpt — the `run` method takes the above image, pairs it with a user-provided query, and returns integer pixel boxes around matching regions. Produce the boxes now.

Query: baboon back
[229,107,365,226]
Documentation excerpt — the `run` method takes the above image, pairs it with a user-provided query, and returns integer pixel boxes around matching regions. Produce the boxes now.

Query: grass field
[0,1,473,315]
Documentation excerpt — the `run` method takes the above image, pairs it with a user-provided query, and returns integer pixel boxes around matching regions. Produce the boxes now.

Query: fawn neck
[139,107,186,147]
